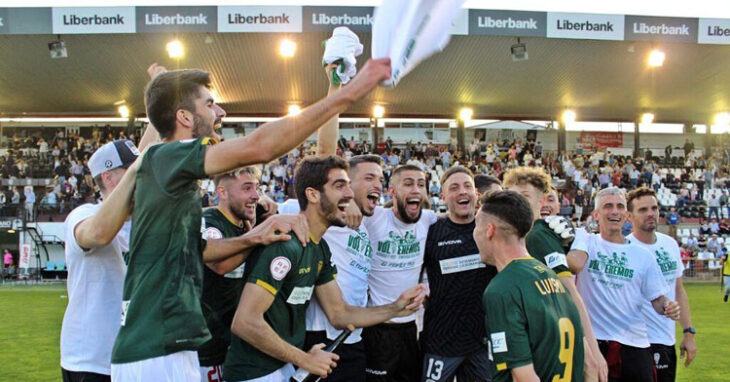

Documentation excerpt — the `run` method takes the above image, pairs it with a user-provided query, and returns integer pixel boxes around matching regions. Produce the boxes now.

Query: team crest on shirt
[270,256,291,280]
[203,227,223,240]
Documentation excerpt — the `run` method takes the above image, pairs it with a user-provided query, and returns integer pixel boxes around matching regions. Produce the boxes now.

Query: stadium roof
[1,28,729,123]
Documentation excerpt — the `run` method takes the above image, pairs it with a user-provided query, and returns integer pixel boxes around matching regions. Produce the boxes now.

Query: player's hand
[257,193,278,221]
[147,63,167,79]
[302,343,339,378]
[664,300,680,321]
[545,215,575,247]
[680,333,697,366]
[325,63,341,89]
[341,58,391,102]
[394,284,427,315]
[244,214,309,247]
[344,201,363,229]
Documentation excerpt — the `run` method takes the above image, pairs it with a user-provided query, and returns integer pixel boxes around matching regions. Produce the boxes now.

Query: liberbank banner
[0,5,726,45]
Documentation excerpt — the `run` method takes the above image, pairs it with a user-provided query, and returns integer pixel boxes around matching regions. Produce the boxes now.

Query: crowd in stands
[0,125,139,220]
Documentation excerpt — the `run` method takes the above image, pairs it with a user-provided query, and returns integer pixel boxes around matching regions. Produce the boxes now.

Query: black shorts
[598,340,655,382]
[362,321,420,382]
[304,330,366,382]
[61,368,110,382]
[421,349,491,382]
[650,343,677,382]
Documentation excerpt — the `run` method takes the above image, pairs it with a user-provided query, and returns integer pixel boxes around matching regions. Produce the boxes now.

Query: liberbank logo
[145,13,208,26]
[469,10,546,37]
[218,6,302,33]
[227,13,290,25]
[556,19,614,32]
[477,16,538,29]
[311,12,372,26]
[632,22,690,36]
[53,7,136,34]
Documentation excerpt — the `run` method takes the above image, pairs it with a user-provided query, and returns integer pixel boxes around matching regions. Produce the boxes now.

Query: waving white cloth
[372,0,466,87]
[322,27,364,85]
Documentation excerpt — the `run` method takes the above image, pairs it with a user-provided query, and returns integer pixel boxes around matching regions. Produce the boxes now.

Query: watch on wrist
[683,326,696,335]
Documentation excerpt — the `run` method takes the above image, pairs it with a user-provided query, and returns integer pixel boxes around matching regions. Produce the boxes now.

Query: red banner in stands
[578,131,623,149]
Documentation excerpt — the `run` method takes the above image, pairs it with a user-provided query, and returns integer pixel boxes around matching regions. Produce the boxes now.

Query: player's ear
[305,187,320,206]
[175,109,194,129]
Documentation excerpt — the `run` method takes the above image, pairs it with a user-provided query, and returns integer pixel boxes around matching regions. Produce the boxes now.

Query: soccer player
[541,186,560,218]
[625,187,697,381]
[111,59,391,380]
[474,190,584,381]
[362,164,437,382]
[197,167,309,382]
[421,166,497,382]
[224,156,425,381]
[474,174,501,210]
[567,187,681,382]
[303,155,385,382]
[61,140,140,382]
[723,250,730,302]
[503,167,606,381]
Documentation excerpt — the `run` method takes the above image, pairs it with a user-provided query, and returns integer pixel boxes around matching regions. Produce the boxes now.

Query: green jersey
[198,207,246,367]
[112,137,213,364]
[526,219,572,278]
[224,235,337,380]
[484,258,584,382]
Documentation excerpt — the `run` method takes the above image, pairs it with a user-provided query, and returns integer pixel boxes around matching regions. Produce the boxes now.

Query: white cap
[88,140,139,178]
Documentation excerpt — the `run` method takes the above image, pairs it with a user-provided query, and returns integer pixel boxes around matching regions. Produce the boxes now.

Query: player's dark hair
[349,154,383,172]
[145,69,212,140]
[392,164,424,181]
[503,166,551,194]
[474,174,501,194]
[295,156,349,211]
[213,166,261,187]
[440,166,473,187]
[626,186,657,212]
[479,190,534,238]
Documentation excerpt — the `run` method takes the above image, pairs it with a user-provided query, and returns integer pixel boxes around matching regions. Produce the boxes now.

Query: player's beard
[192,114,215,139]
[230,200,256,225]
[321,193,347,228]
[395,195,422,224]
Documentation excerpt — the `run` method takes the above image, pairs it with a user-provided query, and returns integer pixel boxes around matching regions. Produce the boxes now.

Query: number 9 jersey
[483,257,584,382]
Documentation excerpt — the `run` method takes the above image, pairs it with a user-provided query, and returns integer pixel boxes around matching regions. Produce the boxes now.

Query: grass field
[0,283,728,381]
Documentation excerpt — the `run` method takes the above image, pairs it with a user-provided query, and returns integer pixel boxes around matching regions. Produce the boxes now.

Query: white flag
[372,0,466,87]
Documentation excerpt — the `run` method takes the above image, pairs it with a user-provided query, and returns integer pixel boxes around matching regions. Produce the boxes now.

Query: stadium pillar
[457,119,466,158]
[371,117,380,153]
[634,119,641,158]
[557,121,566,153]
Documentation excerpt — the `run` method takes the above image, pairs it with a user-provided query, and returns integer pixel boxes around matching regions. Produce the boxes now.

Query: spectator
[574,189,586,223]
[24,186,35,221]
[3,249,12,269]
[710,218,721,234]
[709,192,721,220]
[666,207,679,239]
[38,137,49,162]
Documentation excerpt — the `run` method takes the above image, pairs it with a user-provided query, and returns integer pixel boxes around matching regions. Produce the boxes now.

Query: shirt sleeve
[65,205,99,255]
[246,241,297,296]
[669,239,685,280]
[640,248,670,302]
[570,228,590,253]
[526,224,571,277]
[423,209,438,226]
[201,211,224,241]
[150,137,212,194]
[485,288,532,372]
[316,241,337,286]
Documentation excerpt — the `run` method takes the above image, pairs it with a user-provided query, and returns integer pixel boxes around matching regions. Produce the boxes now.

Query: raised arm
[316,64,343,157]
[74,155,142,249]
[203,58,391,175]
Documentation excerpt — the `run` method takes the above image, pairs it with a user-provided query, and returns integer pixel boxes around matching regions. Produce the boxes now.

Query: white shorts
[111,351,200,382]
[232,364,295,382]
[200,364,224,382]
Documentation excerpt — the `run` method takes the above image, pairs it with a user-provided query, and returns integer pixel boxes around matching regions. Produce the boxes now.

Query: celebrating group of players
[59,42,697,382]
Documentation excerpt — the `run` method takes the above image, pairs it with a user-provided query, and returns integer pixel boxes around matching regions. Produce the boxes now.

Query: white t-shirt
[306,223,373,344]
[61,203,130,375]
[570,230,668,348]
[364,207,437,323]
[627,232,684,346]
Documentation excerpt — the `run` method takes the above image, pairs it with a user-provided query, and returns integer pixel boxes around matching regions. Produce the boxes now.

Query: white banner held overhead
[372,0,466,87]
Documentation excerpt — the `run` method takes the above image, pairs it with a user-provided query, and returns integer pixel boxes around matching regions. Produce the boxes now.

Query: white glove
[545,215,575,244]
[322,27,363,85]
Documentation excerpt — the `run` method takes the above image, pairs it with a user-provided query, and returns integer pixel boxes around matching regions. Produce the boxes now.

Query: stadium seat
[45,261,55,271]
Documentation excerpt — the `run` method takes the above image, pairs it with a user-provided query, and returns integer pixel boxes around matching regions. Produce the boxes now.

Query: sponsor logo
[556,19,613,32]
[437,239,462,247]
[270,256,291,280]
[120,300,130,326]
[227,13,290,24]
[632,22,690,35]
[545,252,568,270]
[478,16,538,29]
[104,160,113,168]
[707,25,730,36]
[311,13,372,26]
[439,254,485,274]
[286,285,314,304]
[144,13,208,25]
[63,14,125,26]
[491,332,508,353]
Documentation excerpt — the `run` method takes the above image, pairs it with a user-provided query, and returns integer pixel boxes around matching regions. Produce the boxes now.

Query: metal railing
[681,258,725,281]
